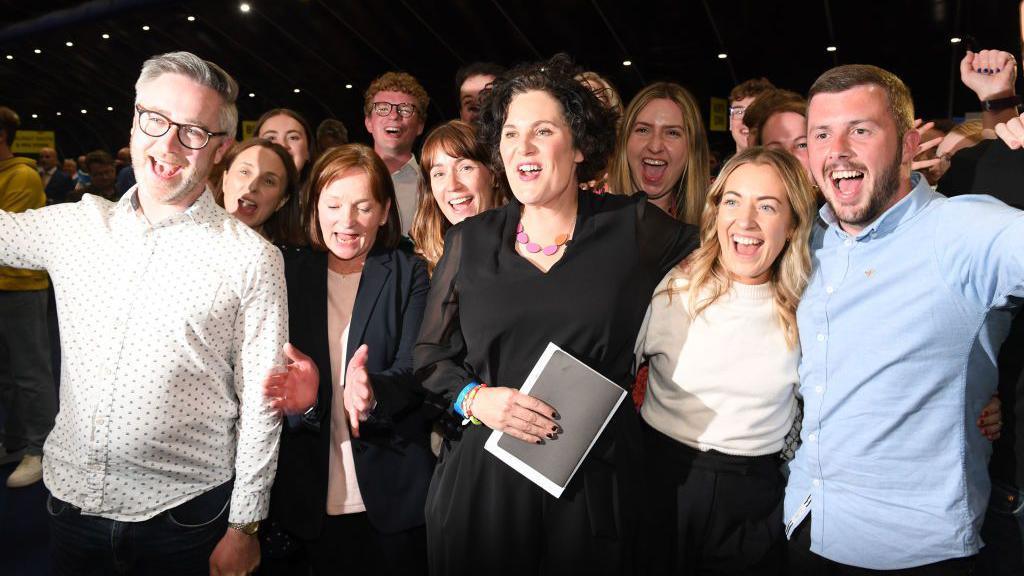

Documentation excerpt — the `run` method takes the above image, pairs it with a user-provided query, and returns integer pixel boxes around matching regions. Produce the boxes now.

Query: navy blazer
[269,245,435,538]
[44,169,75,203]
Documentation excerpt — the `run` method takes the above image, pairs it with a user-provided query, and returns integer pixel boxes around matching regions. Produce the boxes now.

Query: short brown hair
[83,149,114,171]
[729,77,775,103]
[364,72,430,118]
[305,143,401,252]
[808,64,915,139]
[0,106,20,147]
[743,89,807,146]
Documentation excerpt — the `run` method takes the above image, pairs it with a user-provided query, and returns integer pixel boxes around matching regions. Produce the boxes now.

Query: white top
[391,155,421,236]
[638,271,799,456]
[0,187,288,522]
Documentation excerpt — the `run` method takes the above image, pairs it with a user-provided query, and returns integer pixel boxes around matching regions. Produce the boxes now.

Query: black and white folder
[484,342,627,498]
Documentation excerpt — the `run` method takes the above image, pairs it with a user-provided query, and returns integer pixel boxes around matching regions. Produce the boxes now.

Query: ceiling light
[240,3,251,13]
[81,109,88,114]
[248,92,255,98]
[107,106,114,111]
[4,55,11,60]
[717,53,728,59]
[66,41,74,47]
[187,16,196,22]
[622,60,632,66]
[345,84,353,89]
[101,34,110,39]
[31,114,38,119]
[142,25,150,31]
[34,48,42,54]
[56,112,62,116]
[950,37,962,44]
[826,45,837,52]
[293,88,301,93]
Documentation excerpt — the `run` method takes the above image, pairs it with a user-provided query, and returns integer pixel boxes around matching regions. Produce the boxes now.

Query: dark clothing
[43,169,74,204]
[260,512,426,576]
[414,191,698,574]
[0,289,56,455]
[68,185,120,203]
[978,480,1024,575]
[640,420,785,575]
[47,482,231,576]
[115,166,136,198]
[938,140,1024,210]
[787,515,976,575]
[266,246,433,548]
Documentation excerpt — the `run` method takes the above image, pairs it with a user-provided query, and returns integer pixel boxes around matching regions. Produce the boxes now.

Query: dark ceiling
[1,0,1022,159]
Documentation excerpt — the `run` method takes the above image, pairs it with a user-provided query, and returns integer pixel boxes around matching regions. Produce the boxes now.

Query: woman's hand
[343,344,375,438]
[977,395,1003,441]
[264,343,319,415]
[470,386,560,444]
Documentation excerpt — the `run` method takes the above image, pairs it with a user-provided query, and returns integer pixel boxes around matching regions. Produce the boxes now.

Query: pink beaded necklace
[516,222,570,256]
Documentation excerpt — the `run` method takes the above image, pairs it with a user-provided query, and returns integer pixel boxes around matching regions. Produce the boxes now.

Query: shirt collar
[121,184,220,228]
[818,171,933,241]
[393,154,420,177]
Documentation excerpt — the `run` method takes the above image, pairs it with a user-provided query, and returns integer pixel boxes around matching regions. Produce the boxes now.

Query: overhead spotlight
[66,41,74,47]
[293,88,301,93]
[4,54,12,60]
[31,114,38,119]
[142,25,150,31]
[56,112,62,116]
[248,92,255,98]
[717,53,728,59]
[34,48,42,54]
[107,106,114,111]
[101,34,110,39]
[81,109,87,114]
[622,60,632,66]
[240,3,251,13]
[187,16,196,22]
[950,37,962,44]
[826,45,837,52]
[345,84,353,89]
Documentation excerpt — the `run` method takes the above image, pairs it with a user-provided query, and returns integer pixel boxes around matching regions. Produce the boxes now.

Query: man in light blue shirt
[785,64,1024,573]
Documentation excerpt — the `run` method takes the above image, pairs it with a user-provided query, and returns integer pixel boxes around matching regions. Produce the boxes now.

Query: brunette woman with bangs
[261,143,432,576]
[607,82,711,225]
[256,108,317,185]
[410,120,502,273]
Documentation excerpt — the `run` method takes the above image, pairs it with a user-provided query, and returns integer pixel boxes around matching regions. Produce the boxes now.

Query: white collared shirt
[391,155,421,236]
[0,186,288,523]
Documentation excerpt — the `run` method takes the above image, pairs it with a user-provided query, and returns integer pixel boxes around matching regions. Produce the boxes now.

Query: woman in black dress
[413,55,699,575]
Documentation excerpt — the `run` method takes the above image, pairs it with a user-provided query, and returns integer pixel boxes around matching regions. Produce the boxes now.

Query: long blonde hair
[409,120,499,274]
[680,147,816,348]
[607,82,710,225]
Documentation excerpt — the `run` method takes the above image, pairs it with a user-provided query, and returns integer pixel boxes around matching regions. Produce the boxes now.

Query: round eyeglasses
[371,101,418,118]
[135,105,228,150]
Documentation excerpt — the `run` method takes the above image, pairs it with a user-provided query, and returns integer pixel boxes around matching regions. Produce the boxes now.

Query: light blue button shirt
[785,173,1024,569]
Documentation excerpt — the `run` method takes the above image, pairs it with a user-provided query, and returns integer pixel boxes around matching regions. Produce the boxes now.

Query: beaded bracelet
[462,383,488,426]
[453,381,479,418]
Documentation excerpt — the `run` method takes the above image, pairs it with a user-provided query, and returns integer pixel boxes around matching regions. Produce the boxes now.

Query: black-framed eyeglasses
[371,101,418,118]
[134,105,228,150]
[728,106,746,118]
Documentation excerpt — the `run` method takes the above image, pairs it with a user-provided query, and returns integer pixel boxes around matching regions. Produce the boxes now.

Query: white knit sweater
[638,272,799,456]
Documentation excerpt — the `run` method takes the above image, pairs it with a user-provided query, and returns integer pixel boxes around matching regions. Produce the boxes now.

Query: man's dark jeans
[47,481,231,576]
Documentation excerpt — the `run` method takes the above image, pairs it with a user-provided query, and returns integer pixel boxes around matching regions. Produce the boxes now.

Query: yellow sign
[709,97,729,132]
[12,130,56,154]
[242,120,256,140]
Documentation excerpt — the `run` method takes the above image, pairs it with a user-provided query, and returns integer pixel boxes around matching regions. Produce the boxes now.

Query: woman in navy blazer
[261,144,433,576]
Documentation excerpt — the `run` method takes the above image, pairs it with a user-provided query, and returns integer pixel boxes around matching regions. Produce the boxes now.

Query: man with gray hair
[0,51,307,575]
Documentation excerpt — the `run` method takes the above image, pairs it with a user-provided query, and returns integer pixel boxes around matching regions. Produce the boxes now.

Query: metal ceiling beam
[0,0,175,44]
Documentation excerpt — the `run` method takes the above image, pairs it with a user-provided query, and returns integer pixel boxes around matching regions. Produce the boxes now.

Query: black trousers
[786,516,976,575]
[258,512,427,576]
[640,419,785,575]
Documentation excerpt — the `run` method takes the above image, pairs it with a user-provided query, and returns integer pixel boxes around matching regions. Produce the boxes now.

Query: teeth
[831,169,863,180]
[449,197,471,206]
[239,199,256,208]
[519,164,541,173]
[385,127,400,134]
[642,158,667,166]
[732,235,763,246]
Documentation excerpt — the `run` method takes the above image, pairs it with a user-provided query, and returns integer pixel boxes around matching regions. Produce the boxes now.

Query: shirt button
[815,385,824,394]
[844,239,853,247]
[817,333,826,342]
[95,417,105,426]
[808,433,817,442]
[813,478,821,487]
[826,286,834,294]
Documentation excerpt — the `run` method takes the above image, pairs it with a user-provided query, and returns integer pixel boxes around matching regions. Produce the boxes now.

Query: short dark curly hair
[477,54,617,192]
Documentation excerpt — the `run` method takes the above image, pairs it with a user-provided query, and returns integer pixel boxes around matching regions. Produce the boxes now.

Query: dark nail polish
[536,439,544,445]
[996,68,1001,73]
[552,411,560,420]
[546,432,555,439]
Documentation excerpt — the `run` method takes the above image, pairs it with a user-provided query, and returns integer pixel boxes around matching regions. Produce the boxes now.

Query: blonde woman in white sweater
[636,147,815,575]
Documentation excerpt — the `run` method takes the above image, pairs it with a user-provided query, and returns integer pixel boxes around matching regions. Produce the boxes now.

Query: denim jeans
[0,289,57,454]
[977,480,1024,575]
[47,481,231,576]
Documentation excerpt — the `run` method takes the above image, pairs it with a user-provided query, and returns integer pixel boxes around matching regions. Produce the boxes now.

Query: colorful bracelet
[453,381,479,418]
[462,383,488,426]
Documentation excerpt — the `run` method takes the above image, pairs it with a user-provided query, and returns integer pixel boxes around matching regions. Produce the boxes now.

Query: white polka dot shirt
[0,188,288,523]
